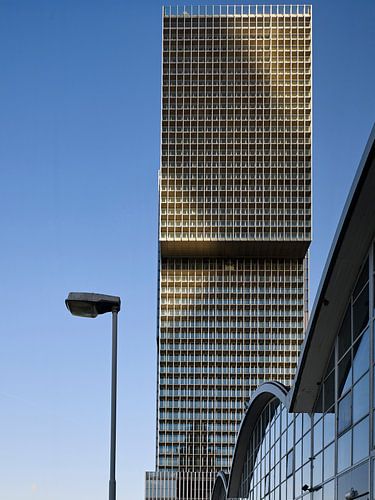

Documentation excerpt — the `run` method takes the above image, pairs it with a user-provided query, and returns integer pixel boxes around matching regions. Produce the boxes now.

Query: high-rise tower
[146,5,312,499]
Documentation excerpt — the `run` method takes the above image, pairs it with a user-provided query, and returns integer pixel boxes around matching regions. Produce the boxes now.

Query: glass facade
[223,242,375,500]
[147,5,312,499]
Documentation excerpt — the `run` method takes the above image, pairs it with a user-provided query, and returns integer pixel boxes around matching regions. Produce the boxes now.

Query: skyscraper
[146,5,312,499]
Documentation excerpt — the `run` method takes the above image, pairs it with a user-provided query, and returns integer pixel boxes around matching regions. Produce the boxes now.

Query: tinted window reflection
[313,418,323,454]
[338,430,352,472]
[353,328,369,382]
[323,443,334,481]
[353,284,369,339]
[352,373,369,423]
[338,392,351,434]
[338,351,352,397]
[322,479,334,499]
[337,461,369,500]
[323,413,335,446]
[353,417,369,464]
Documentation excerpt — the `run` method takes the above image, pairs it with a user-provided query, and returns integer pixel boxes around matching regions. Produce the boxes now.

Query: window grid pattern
[145,471,216,500]
[157,258,306,474]
[160,6,311,242]
[148,5,312,500]
[234,242,375,500]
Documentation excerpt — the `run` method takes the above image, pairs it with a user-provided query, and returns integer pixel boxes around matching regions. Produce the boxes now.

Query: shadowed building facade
[146,5,312,499]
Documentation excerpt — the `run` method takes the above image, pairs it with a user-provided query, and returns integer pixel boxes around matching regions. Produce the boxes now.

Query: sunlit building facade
[146,5,312,499]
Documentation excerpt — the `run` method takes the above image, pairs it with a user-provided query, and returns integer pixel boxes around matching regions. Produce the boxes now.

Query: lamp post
[65,292,121,500]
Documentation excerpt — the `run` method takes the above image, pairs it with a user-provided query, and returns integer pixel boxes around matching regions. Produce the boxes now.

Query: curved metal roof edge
[290,123,375,411]
[226,381,289,497]
[211,471,228,500]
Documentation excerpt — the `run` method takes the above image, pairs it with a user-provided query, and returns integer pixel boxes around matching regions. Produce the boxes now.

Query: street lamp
[65,292,121,500]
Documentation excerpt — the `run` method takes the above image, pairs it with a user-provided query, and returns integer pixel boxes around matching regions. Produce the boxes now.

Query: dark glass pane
[353,417,369,464]
[338,391,352,434]
[338,306,351,358]
[324,372,335,411]
[353,328,370,382]
[353,373,369,423]
[353,284,369,339]
[338,352,352,397]
[353,257,369,299]
[337,461,369,499]
[337,429,352,472]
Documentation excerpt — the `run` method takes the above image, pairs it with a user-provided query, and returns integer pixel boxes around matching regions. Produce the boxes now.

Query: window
[337,430,352,472]
[337,462,369,499]
[286,450,294,477]
[338,392,351,434]
[353,328,369,382]
[352,374,369,423]
[353,417,369,464]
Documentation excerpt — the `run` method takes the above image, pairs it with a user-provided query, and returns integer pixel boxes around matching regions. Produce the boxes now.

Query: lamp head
[65,292,121,318]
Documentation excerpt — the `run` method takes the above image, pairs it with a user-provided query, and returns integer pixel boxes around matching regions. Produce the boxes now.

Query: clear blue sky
[0,1,374,499]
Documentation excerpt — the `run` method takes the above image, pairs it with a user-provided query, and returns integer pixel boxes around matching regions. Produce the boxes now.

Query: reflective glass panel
[302,432,311,465]
[338,391,352,434]
[286,450,294,478]
[312,451,322,485]
[286,476,293,499]
[338,351,352,397]
[313,487,322,500]
[294,467,302,496]
[337,461,369,500]
[337,430,352,472]
[322,479,334,499]
[323,413,335,446]
[353,373,369,423]
[353,417,369,465]
[323,442,334,481]
[353,328,369,382]
[313,418,323,454]
[295,439,302,470]
[302,462,310,489]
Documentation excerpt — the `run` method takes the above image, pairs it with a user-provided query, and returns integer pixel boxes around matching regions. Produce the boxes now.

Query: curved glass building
[212,125,375,500]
